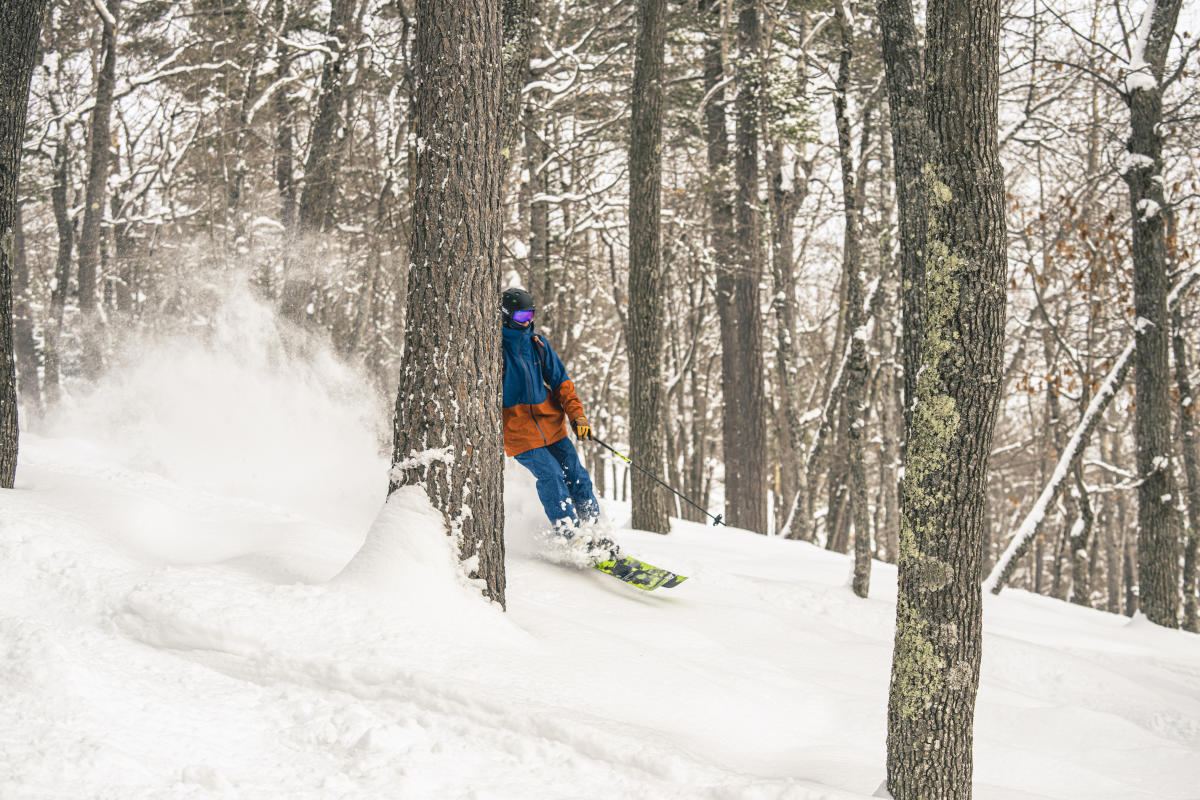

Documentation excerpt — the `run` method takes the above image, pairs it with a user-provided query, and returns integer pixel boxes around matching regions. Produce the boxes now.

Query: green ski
[592,554,688,591]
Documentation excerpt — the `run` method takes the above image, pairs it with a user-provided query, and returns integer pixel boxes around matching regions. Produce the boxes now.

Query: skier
[501,287,601,532]
[499,288,688,591]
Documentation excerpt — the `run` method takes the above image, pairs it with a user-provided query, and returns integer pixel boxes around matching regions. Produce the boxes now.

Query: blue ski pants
[514,437,599,525]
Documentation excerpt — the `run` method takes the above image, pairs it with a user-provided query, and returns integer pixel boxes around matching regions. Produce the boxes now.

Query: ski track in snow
[3,436,1200,799]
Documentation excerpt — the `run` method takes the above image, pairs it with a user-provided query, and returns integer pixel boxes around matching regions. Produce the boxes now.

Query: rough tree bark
[389,0,506,606]
[700,0,741,532]
[1122,0,1185,628]
[627,0,670,534]
[1,0,52,487]
[725,0,768,534]
[882,0,1008,797]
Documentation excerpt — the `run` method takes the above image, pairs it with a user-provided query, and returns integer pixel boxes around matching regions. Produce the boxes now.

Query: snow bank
[333,485,503,630]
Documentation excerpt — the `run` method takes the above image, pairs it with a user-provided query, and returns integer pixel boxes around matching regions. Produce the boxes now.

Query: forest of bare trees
[1,0,1198,793]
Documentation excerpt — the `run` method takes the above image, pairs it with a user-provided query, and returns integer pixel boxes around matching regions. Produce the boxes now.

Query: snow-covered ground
[3,308,1200,799]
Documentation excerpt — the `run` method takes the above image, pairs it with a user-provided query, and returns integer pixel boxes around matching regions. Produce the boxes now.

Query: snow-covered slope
[3,316,1199,799]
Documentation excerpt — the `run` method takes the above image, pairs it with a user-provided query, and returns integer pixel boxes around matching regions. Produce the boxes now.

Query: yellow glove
[572,416,593,441]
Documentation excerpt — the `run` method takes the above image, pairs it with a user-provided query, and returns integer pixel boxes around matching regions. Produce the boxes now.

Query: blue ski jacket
[502,324,584,457]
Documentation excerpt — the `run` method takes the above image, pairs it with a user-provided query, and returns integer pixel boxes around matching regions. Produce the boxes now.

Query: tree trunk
[875,0,933,430]
[724,0,768,534]
[76,0,119,376]
[44,132,73,404]
[627,0,670,534]
[501,0,536,159]
[296,0,358,233]
[1069,468,1095,606]
[825,399,851,551]
[12,203,41,416]
[0,0,51,487]
[1124,515,1139,617]
[272,0,296,236]
[884,0,1008,797]
[285,0,359,323]
[390,0,505,606]
[831,2,872,598]
[767,10,809,537]
[1172,306,1200,632]
[1123,0,1185,628]
[526,114,550,295]
[700,0,740,535]
[877,106,902,565]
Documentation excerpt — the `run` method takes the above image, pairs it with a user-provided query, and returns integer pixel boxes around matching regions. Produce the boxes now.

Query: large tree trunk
[390,0,506,606]
[1123,0,1185,628]
[76,0,119,377]
[723,0,768,534]
[0,0,51,487]
[627,0,670,534]
[883,0,1008,797]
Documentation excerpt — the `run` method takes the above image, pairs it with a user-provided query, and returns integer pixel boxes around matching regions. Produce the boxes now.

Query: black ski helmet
[501,287,535,329]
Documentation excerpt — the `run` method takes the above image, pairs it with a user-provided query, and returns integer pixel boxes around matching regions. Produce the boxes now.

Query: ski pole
[591,436,725,526]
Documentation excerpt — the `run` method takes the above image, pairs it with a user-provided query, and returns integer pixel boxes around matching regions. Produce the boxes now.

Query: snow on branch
[983,340,1135,594]
[1123,0,1161,93]
[91,0,116,26]
[277,35,337,59]
[524,64,581,98]
[985,266,1200,595]
[52,52,239,129]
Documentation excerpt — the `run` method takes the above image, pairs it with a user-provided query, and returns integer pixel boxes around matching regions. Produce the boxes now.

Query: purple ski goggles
[511,309,534,323]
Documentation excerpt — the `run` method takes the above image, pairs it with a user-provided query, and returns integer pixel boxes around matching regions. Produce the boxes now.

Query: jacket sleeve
[539,337,586,421]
